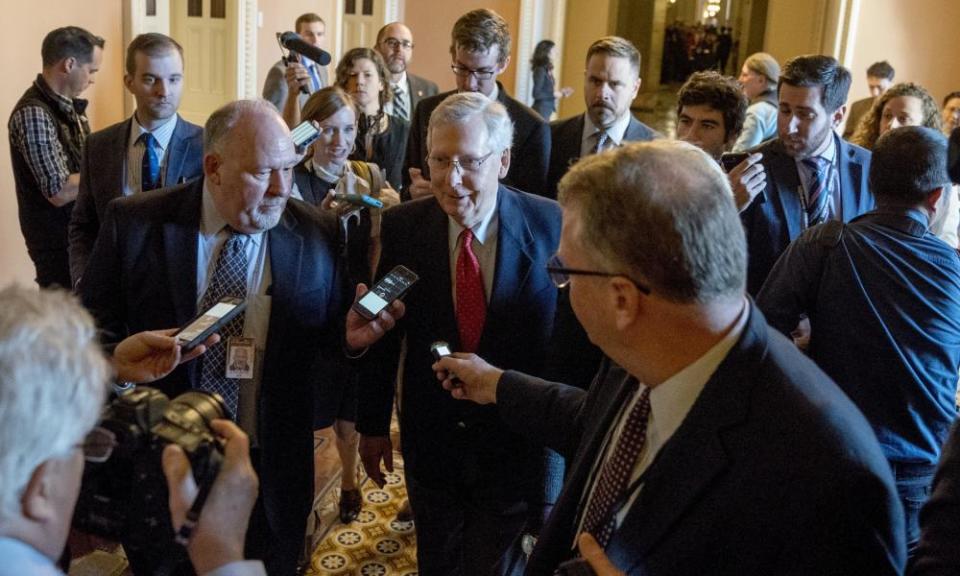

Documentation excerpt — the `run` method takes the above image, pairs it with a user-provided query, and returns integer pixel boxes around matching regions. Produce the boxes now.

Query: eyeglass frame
[545,254,651,294]
[382,37,414,50]
[450,64,498,81]
[426,151,497,174]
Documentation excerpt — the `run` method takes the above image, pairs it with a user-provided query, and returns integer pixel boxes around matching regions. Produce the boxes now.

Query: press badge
[226,337,255,379]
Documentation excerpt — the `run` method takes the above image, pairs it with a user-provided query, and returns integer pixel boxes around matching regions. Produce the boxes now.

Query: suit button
[457,421,467,429]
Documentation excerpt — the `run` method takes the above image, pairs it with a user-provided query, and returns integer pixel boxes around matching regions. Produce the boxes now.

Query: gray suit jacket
[69,115,203,285]
[407,72,439,115]
[262,58,328,112]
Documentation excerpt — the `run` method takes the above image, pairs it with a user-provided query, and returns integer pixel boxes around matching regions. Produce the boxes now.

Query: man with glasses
[374,22,438,123]
[403,9,550,199]
[348,92,561,576]
[430,140,905,575]
[0,285,264,576]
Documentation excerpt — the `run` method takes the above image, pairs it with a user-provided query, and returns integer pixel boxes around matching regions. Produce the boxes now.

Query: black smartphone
[353,265,419,320]
[720,151,750,173]
[173,296,247,351]
[291,120,320,151]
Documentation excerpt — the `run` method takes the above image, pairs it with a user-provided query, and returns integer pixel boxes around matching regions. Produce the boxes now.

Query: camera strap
[173,467,217,547]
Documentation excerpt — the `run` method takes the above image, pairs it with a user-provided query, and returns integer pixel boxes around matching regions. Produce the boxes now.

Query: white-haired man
[0,285,262,576]
[349,91,561,575]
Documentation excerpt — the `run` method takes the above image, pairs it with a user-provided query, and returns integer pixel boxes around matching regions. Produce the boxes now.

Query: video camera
[73,387,226,565]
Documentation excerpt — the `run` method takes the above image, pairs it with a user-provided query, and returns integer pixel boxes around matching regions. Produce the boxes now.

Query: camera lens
[166,391,227,431]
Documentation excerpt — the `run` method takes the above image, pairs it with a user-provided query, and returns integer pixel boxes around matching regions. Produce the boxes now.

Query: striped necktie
[802,156,833,226]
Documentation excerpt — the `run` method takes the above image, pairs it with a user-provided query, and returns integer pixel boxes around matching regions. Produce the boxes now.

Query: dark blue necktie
[139,132,161,192]
[802,156,832,226]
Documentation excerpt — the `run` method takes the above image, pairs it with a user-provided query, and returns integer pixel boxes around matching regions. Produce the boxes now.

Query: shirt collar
[392,71,409,92]
[805,130,836,164]
[583,111,632,148]
[447,195,499,247]
[128,113,179,152]
[34,74,85,118]
[647,298,749,444]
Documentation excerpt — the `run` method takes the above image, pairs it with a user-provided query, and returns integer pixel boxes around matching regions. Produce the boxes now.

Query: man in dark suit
[347,92,561,576]
[842,60,894,139]
[435,140,905,576]
[403,9,550,199]
[80,100,346,576]
[374,22,438,123]
[69,33,203,286]
[545,36,658,200]
[730,54,874,295]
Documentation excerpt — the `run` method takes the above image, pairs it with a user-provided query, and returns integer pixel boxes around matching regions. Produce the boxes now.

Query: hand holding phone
[352,265,419,320]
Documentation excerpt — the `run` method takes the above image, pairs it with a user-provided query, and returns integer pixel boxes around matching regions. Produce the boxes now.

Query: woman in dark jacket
[530,39,572,120]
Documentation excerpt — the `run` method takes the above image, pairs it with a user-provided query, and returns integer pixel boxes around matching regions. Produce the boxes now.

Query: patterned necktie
[593,130,609,155]
[456,229,486,353]
[582,384,652,548]
[392,84,408,121]
[198,230,248,417]
[802,156,833,226]
[139,132,161,192]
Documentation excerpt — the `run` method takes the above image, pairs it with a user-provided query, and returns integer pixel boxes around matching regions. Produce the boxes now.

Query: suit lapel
[268,208,305,303]
[767,142,804,241]
[163,180,203,324]
[406,202,457,344]
[104,120,131,205]
[164,115,190,186]
[836,135,864,221]
[615,307,766,572]
[482,188,534,350]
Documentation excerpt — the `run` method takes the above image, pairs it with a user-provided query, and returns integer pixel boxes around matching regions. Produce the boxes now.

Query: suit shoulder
[179,118,204,137]
[503,93,547,128]
[87,120,128,146]
[414,91,452,117]
[502,186,561,228]
[839,138,871,161]
[109,180,201,217]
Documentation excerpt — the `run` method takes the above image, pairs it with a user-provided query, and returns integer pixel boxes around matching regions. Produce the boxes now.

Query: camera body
[73,387,226,562]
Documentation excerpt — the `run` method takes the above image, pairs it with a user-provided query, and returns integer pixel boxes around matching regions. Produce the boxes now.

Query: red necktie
[456,229,486,353]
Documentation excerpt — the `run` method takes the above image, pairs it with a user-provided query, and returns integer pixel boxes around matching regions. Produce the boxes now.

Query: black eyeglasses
[450,65,497,80]
[545,254,651,294]
[383,38,414,50]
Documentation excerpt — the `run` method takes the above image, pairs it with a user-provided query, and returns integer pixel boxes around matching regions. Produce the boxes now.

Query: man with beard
[730,54,874,295]
[374,22,438,123]
[69,33,203,286]
[545,36,658,200]
[79,99,349,576]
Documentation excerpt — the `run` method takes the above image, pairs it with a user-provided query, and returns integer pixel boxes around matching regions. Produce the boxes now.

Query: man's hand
[578,533,625,576]
[433,353,503,405]
[359,435,393,488]
[345,283,405,352]
[379,185,402,209]
[113,330,219,384]
[727,152,766,210]
[162,420,259,575]
[407,168,432,199]
[284,60,310,94]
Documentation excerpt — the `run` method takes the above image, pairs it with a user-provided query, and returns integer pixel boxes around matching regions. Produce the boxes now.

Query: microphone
[279,31,332,66]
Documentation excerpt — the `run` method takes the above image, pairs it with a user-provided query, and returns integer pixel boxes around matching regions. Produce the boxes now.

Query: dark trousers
[890,461,937,559]
[405,471,529,576]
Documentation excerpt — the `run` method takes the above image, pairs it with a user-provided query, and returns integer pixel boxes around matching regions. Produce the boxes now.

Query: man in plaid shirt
[9,26,103,288]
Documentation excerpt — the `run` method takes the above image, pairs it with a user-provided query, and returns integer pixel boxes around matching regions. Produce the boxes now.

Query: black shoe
[396,499,414,523]
[339,489,362,523]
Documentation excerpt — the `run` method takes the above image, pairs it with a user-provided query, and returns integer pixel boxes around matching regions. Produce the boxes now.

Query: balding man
[435,140,905,575]
[80,100,348,576]
[374,22,438,123]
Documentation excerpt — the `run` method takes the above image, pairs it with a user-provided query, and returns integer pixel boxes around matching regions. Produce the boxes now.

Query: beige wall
[403,0,522,96]
[257,0,338,97]
[847,0,960,107]
[762,0,831,64]
[0,0,126,287]
[557,0,614,119]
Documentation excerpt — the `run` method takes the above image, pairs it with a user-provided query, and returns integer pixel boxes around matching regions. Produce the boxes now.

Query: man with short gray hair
[351,91,561,575]
[431,140,904,575]
[79,99,348,576]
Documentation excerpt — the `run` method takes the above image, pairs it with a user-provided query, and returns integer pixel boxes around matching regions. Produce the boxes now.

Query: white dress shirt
[125,113,179,195]
[197,184,273,439]
[574,299,750,544]
[447,201,499,308]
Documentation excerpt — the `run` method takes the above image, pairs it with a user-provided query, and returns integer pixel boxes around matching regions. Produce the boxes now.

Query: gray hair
[0,286,109,521]
[558,141,746,303]
[204,99,283,154]
[426,92,514,156]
